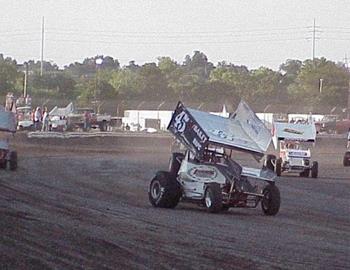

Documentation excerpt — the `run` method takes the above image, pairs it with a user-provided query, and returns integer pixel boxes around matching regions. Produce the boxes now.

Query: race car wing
[168,101,271,158]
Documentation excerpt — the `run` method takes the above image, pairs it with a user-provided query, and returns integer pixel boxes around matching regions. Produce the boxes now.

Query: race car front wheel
[261,184,280,216]
[204,183,222,213]
[311,161,318,178]
[275,158,282,176]
[265,154,276,172]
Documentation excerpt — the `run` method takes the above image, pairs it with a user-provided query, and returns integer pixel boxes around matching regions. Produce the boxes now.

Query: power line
[43,37,307,45]
[45,26,309,35]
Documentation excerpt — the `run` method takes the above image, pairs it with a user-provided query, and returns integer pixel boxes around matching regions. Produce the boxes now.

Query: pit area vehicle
[16,106,33,130]
[316,115,350,134]
[266,122,318,178]
[0,107,18,170]
[67,107,111,131]
[149,101,280,215]
[49,103,74,132]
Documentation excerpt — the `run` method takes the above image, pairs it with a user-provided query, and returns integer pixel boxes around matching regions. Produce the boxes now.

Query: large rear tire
[265,154,276,172]
[0,160,6,169]
[204,183,222,213]
[261,184,280,216]
[311,161,318,178]
[149,171,181,208]
[275,158,282,176]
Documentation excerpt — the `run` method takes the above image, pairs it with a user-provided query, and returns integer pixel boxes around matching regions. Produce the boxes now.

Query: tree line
[0,51,349,108]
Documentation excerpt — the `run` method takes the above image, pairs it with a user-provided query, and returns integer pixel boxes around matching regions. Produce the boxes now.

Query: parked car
[16,106,33,130]
[67,108,111,131]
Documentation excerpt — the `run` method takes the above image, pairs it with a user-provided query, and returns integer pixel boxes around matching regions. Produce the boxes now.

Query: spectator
[34,107,42,131]
[83,110,91,131]
[347,128,350,148]
[41,107,49,131]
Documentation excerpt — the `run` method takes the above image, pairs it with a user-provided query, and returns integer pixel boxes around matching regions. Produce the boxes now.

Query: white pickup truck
[67,108,111,131]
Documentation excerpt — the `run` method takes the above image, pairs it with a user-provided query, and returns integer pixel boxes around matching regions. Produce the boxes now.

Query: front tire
[0,160,6,169]
[261,184,280,216]
[265,154,276,172]
[204,183,222,213]
[311,161,318,178]
[275,158,282,176]
[149,171,181,208]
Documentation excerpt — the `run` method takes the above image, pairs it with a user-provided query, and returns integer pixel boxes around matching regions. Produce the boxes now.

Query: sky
[1,0,350,70]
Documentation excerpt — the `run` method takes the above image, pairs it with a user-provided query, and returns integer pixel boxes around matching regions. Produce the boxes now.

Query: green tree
[0,54,20,95]
[109,69,141,99]
[288,58,348,106]
[251,67,282,102]
[138,63,169,100]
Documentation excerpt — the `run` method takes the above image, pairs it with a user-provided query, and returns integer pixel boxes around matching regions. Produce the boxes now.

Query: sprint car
[149,101,280,215]
[266,122,318,178]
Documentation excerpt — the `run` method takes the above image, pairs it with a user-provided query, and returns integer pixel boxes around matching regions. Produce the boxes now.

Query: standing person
[83,110,91,131]
[41,107,49,131]
[347,128,350,148]
[31,109,35,127]
[34,107,42,131]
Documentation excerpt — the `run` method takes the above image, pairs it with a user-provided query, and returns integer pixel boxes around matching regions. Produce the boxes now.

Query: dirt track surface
[1,134,349,269]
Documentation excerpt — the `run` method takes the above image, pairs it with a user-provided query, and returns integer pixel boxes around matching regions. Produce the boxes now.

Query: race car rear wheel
[204,183,222,213]
[275,158,282,176]
[343,152,350,166]
[311,161,318,178]
[261,184,280,216]
[9,151,17,171]
[169,152,184,176]
[0,160,6,169]
[149,171,181,208]
[265,154,276,172]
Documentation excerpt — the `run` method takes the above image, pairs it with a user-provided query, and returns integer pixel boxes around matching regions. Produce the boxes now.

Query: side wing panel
[168,102,209,158]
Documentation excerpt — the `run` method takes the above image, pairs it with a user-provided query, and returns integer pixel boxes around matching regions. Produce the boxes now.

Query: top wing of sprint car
[167,100,272,160]
[272,122,317,149]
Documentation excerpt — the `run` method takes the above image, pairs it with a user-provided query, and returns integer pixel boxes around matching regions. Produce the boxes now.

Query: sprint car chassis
[149,101,280,215]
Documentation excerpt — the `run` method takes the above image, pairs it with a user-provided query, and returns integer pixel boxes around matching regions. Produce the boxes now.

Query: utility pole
[348,80,350,119]
[40,16,45,76]
[345,54,350,119]
[24,62,28,98]
[312,19,316,60]
[308,19,320,61]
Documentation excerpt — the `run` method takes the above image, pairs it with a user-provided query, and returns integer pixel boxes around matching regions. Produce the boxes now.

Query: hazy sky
[1,0,350,70]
